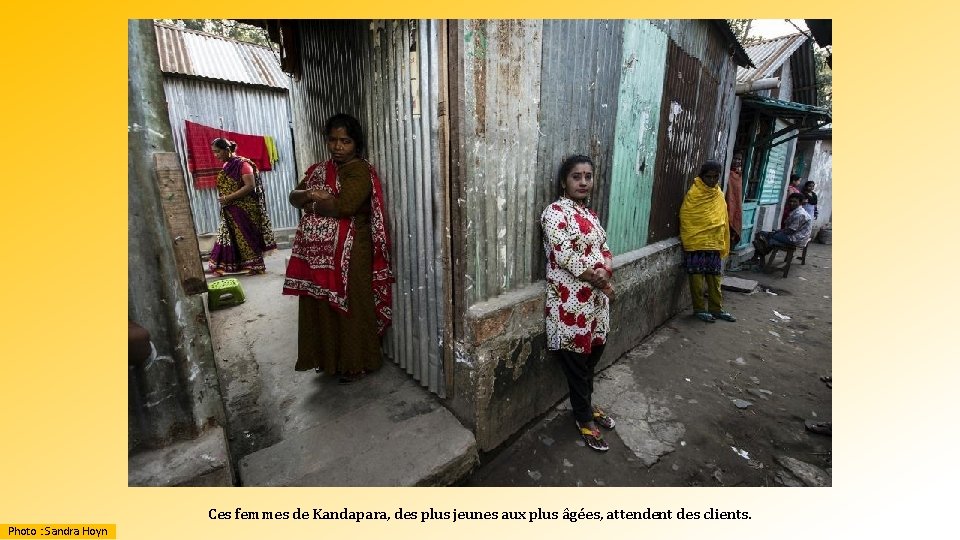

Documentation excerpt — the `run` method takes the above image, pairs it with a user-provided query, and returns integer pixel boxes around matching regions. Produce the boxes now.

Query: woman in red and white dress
[540,154,616,452]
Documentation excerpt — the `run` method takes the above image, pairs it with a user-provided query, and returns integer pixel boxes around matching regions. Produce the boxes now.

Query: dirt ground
[467,242,832,487]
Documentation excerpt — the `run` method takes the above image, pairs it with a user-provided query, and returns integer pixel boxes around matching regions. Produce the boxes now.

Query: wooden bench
[762,240,809,278]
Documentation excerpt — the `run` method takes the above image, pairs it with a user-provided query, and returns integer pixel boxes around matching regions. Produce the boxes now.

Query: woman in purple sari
[208,138,277,275]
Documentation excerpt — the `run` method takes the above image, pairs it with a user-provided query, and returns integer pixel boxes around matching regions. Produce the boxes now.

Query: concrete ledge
[128,426,233,487]
[239,385,478,486]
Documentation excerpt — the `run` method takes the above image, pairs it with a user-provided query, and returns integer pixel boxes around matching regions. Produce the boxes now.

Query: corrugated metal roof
[154,23,289,89]
[737,33,807,83]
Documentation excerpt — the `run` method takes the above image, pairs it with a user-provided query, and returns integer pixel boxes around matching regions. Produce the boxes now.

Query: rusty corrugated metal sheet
[162,77,300,235]
[647,39,720,243]
[362,19,447,396]
[650,20,728,78]
[460,19,546,303]
[789,39,818,105]
[737,33,807,84]
[154,23,288,89]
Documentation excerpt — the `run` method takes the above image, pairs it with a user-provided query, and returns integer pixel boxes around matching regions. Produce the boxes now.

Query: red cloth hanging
[184,121,272,189]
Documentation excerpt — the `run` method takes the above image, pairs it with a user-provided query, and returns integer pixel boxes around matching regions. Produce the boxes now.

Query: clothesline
[184,120,280,189]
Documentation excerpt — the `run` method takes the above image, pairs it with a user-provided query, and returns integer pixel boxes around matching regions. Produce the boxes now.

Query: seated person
[753,192,813,259]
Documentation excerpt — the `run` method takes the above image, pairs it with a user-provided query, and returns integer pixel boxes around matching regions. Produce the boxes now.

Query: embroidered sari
[283,159,394,374]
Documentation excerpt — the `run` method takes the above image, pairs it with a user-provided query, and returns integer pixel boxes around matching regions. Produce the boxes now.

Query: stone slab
[239,382,478,486]
[128,426,233,487]
[775,455,831,487]
[721,276,759,293]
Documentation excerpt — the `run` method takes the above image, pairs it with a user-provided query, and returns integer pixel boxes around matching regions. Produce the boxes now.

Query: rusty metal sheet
[154,23,289,89]
[648,39,721,244]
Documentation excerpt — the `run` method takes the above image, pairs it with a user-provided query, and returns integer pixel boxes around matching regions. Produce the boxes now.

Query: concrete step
[238,382,478,486]
[128,426,233,486]
[721,276,759,293]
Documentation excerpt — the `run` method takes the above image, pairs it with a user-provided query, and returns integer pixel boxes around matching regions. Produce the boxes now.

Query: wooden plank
[438,19,456,395]
[154,152,207,295]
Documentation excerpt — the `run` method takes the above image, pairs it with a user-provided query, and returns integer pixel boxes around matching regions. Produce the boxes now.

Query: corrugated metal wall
[712,55,740,165]
[460,19,545,303]
[529,19,624,282]
[457,19,739,299]
[647,38,720,243]
[289,20,366,171]
[605,20,668,254]
[162,77,300,234]
[361,19,447,396]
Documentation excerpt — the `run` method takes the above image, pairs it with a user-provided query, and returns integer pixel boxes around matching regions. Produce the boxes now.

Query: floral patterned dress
[540,196,613,354]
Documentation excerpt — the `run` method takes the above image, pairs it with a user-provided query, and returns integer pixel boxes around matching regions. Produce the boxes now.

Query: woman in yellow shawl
[679,160,736,323]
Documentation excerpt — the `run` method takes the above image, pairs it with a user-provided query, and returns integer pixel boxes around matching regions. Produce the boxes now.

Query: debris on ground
[731,399,753,409]
[804,420,832,436]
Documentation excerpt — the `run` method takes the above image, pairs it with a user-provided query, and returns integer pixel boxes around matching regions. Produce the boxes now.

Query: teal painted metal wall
[606,20,668,254]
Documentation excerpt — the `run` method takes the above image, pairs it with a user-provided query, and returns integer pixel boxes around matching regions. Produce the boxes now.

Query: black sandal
[337,371,367,384]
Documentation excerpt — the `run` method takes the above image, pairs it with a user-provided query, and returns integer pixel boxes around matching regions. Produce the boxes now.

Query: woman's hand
[579,269,609,290]
[307,189,333,202]
[600,284,616,302]
[218,195,231,206]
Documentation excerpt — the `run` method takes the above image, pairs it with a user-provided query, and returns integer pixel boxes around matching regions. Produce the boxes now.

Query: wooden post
[438,19,456,396]
[154,152,207,295]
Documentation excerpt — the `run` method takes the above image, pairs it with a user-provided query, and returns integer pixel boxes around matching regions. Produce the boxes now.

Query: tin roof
[737,33,808,83]
[154,23,289,89]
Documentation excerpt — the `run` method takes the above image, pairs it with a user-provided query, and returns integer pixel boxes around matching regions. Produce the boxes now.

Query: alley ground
[467,242,832,487]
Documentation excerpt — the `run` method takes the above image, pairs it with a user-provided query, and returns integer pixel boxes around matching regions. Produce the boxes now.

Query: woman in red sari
[208,138,277,275]
[283,114,393,383]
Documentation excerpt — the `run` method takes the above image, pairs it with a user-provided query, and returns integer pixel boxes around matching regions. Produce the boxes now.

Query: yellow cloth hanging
[679,177,730,258]
[264,135,279,165]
